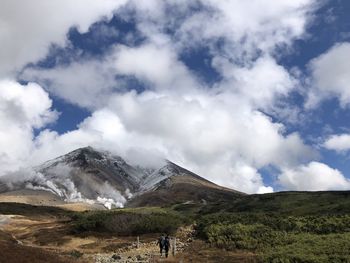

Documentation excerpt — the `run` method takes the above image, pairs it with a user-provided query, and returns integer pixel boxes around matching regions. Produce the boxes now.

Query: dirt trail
[82,225,195,262]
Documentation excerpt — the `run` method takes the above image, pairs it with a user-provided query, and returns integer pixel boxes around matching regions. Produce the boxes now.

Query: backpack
[164,237,170,248]
[159,236,165,247]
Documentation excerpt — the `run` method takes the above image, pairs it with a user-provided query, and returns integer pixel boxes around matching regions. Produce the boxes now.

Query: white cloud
[0,80,57,175]
[30,108,165,167]
[213,55,297,109]
[22,56,119,109]
[199,161,274,194]
[22,41,201,109]
[30,109,125,165]
[108,91,314,168]
[126,0,317,55]
[173,0,317,59]
[0,0,128,77]
[113,43,200,92]
[323,134,350,152]
[307,42,350,108]
[279,161,350,191]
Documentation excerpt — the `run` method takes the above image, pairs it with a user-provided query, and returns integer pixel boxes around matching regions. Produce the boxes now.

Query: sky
[1,0,350,194]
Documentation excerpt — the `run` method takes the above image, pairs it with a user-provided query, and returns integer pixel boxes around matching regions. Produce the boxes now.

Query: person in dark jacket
[156,234,165,256]
[164,235,171,258]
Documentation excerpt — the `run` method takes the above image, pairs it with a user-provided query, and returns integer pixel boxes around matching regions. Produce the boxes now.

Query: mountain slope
[0,147,242,209]
[128,161,240,207]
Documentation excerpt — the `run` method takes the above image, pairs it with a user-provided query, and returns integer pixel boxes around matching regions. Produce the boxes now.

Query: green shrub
[71,208,184,235]
[261,233,350,263]
[196,213,350,235]
[196,212,350,263]
[69,250,83,258]
[204,223,287,250]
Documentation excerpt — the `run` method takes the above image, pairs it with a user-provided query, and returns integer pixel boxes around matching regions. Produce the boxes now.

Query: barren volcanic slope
[0,147,242,209]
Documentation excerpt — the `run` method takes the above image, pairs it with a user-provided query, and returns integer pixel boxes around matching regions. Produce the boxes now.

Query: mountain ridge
[0,146,242,209]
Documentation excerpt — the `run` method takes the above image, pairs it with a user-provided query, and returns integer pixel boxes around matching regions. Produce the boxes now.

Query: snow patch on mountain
[140,164,177,192]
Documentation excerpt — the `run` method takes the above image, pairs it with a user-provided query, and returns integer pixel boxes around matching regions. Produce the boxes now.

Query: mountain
[0,147,242,209]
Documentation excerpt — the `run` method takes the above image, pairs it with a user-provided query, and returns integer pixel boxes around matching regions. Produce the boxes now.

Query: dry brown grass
[0,240,87,263]
[169,240,258,263]
[0,190,105,212]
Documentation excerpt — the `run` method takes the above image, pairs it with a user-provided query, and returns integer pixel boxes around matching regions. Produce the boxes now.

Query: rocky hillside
[0,147,242,209]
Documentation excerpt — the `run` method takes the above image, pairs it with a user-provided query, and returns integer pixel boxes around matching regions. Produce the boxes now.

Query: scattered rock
[93,225,197,262]
[112,254,122,260]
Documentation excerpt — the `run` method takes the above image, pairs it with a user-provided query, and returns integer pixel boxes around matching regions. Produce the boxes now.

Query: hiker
[164,235,171,258]
[157,234,165,256]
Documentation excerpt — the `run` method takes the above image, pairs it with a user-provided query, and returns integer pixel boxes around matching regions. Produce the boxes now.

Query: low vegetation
[196,212,350,262]
[0,202,70,218]
[71,207,186,235]
[200,191,350,216]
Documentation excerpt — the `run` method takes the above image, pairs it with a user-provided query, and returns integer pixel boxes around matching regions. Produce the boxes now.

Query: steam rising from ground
[96,182,127,208]
[0,164,127,209]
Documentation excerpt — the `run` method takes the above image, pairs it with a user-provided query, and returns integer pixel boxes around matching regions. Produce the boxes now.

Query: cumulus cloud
[279,162,350,191]
[0,0,128,77]
[323,134,350,152]
[200,161,274,194]
[108,91,314,168]
[307,42,350,108]
[30,109,125,165]
[22,56,119,109]
[213,55,297,109]
[129,0,317,60]
[22,41,201,109]
[0,80,57,175]
[113,43,200,92]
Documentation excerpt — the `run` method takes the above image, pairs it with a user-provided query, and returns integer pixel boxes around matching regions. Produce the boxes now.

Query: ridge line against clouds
[1,0,350,193]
